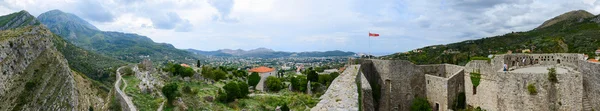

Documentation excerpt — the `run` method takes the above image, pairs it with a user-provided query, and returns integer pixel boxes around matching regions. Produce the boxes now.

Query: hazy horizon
[2,0,600,53]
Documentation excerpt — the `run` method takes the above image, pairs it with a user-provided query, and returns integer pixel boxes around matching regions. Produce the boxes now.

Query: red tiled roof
[589,59,599,62]
[249,66,275,73]
[180,64,190,67]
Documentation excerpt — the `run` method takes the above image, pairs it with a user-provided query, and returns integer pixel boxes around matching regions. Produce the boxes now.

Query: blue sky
[1,0,600,55]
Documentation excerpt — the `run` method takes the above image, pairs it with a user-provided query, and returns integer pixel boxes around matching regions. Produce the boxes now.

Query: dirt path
[115,66,138,111]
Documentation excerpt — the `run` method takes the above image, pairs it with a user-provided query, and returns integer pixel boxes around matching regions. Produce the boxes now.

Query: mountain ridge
[187,48,356,58]
[38,9,200,64]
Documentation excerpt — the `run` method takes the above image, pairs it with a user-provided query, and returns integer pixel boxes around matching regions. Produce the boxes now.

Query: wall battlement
[357,53,598,111]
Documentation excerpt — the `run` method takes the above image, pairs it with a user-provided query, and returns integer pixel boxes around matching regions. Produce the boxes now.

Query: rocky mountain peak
[37,9,99,31]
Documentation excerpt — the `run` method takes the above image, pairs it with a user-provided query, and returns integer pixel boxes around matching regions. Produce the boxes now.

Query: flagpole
[368,31,371,59]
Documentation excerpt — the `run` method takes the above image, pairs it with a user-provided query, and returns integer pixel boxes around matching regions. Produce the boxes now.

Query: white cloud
[0,0,599,54]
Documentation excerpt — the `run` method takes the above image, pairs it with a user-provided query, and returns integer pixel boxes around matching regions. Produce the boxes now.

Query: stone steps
[583,95,592,111]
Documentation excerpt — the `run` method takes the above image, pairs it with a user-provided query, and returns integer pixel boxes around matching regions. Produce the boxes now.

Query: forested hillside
[381,10,600,65]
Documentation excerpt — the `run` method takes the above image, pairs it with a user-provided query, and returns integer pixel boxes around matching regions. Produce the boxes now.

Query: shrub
[217,89,227,102]
[223,82,240,102]
[548,68,558,83]
[318,74,331,86]
[527,83,537,95]
[162,83,180,106]
[266,76,284,92]
[330,72,340,80]
[410,97,432,111]
[291,75,308,92]
[212,69,227,81]
[248,72,261,89]
[121,66,134,76]
[238,81,249,98]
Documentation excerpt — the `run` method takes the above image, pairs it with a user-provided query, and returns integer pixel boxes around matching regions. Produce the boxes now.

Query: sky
[1,0,600,55]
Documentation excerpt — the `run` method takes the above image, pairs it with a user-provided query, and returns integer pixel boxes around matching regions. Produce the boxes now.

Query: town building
[249,66,276,91]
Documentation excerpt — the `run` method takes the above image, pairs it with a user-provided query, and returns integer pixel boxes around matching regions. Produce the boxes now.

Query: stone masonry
[346,53,600,111]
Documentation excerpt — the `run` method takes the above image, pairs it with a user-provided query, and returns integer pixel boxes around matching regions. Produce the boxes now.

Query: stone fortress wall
[359,60,464,111]
[465,54,584,111]
[580,61,600,110]
[357,53,599,111]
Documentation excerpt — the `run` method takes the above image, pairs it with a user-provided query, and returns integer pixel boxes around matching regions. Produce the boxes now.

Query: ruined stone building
[357,53,600,111]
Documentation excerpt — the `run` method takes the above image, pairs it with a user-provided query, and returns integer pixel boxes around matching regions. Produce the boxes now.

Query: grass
[122,75,163,110]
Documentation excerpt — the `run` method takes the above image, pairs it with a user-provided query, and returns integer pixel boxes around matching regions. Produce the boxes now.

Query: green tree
[307,70,319,82]
[181,67,195,77]
[318,74,331,86]
[121,66,134,76]
[196,60,201,67]
[248,72,261,89]
[238,81,249,98]
[223,82,240,102]
[330,72,340,80]
[266,76,284,92]
[201,66,214,79]
[162,83,180,106]
[213,69,227,81]
[410,97,432,111]
[291,75,308,92]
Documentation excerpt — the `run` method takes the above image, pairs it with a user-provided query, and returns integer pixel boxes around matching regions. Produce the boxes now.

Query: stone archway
[557,59,560,64]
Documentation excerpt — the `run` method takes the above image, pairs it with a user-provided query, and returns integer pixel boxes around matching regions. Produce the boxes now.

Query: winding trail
[115,66,138,111]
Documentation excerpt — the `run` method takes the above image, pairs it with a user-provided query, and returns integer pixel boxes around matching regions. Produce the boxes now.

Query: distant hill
[187,48,355,58]
[381,10,600,65]
[38,10,200,63]
[536,10,594,29]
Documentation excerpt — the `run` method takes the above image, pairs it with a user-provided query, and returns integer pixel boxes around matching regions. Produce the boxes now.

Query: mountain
[381,10,600,65]
[0,11,107,110]
[0,10,40,30]
[38,10,199,64]
[536,10,594,29]
[187,48,356,58]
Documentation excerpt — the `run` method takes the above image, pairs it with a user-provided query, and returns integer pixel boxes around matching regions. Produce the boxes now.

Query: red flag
[369,32,379,37]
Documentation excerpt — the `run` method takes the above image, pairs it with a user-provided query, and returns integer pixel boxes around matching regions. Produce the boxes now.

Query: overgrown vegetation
[201,66,229,81]
[548,67,558,83]
[265,76,284,92]
[162,83,180,106]
[122,75,163,110]
[470,69,482,89]
[453,92,466,110]
[163,63,195,77]
[410,97,432,111]
[527,83,538,95]
[470,57,492,63]
[248,72,261,89]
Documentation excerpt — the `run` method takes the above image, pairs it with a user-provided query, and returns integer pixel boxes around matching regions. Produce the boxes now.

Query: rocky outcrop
[0,24,105,110]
